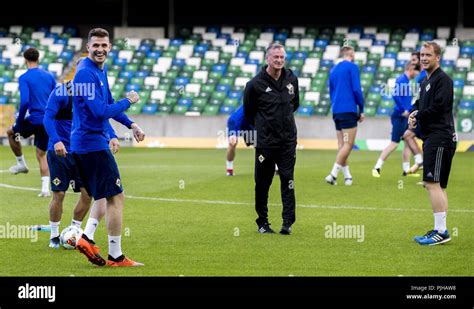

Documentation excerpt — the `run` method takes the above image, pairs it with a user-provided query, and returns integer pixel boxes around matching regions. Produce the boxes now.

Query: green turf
[0,146,473,276]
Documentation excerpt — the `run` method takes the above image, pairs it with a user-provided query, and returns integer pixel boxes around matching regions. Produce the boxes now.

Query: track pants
[254,145,296,226]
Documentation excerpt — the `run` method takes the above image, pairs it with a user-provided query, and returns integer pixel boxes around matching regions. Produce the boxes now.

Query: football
[59,226,83,250]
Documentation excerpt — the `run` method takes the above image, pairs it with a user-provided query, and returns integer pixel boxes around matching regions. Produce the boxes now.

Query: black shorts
[12,120,49,151]
[73,150,123,200]
[47,151,83,193]
[423,145,456,189]
[333,112,358,130]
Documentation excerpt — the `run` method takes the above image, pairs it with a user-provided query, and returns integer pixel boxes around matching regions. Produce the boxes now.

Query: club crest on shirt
[425,83,431,92]
[286,83,294,95]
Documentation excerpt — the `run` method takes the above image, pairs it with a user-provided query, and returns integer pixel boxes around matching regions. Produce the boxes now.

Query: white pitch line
[0,168,39,173]
[1,182,473,214]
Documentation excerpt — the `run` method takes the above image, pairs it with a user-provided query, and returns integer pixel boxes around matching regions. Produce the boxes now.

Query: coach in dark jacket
[244,43,299,235]
[409,41,456,246]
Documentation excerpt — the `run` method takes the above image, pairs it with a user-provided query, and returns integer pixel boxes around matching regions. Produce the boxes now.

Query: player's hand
[408,110,418,129]
[131,123,145,142]
[402,111,410,118]
[54,141,67,158]
[358,113,365,123]
[109,138,120,154]
[126,91,140,104]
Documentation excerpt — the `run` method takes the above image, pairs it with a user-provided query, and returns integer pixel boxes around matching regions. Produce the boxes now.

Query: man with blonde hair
[409,41,456,246]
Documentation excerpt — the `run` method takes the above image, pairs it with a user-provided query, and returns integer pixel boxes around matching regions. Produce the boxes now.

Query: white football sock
[414,154,423,165]
[226,160,233,169]
[16,155,27,167]
[108,235,123,259]
[84,218,99,241]
[50,221,60,239]
[342,165,352,179]
[434,212,447,234]
[374,159,384,170]
[41,176,50,192]
[402,162,410,173]
[71,219,82,229]
[330,163,342,178]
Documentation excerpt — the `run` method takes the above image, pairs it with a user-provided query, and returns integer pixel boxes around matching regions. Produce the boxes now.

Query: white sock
[226,160,233,169]
[108,235,123,259]
[402,162,410,173]
[374,159,384,170]
[71,219,82,229]
[342,165,352,179]
[330,163,342,178]
[16,155,27,166]
[50,221,60,239]
[414,154,423,165]
[41,176,50,192]
[84,218,99,240]
[434,212,447,233]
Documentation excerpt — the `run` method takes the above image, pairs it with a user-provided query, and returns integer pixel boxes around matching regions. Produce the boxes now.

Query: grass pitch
[0,146,472,276]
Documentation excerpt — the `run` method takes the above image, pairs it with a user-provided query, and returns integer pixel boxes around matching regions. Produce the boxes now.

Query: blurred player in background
[402,51,426,173]
[325,45,364,186]
[7,47,56,197]
[226,104,278,176]
[372,63,419,177]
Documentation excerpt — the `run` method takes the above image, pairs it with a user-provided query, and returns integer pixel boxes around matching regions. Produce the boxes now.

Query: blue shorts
[333,112,359,130]
[47,151,83,192]
[391,115,408,143]
[13,120,49,151]
[73,150,123,200]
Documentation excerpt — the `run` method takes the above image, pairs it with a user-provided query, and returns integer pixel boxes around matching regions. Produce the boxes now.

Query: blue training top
[329,60,364,114]
[44,82,131,152]
[16,67,56,127]
[71,57,131,153]
[392,73,413,117]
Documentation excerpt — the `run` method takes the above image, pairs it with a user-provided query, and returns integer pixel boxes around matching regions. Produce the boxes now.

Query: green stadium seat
[173,105,188,114]
[202,105,219,115]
